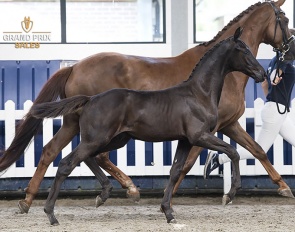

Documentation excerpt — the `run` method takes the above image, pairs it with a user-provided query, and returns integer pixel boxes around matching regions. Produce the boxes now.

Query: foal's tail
[0,66,73,173]
[31,95,91,119]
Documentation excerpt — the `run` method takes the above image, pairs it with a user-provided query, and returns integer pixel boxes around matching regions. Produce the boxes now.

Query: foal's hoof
[95,196,104,208]
[45,211,59,226]
[278,188,295,198]
[168,218,177,224]
[222,194,232,205]
[18,200,30,214]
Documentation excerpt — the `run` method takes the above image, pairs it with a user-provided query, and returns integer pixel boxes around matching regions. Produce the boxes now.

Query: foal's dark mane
[186,37,231,82]
[201,2,262,47]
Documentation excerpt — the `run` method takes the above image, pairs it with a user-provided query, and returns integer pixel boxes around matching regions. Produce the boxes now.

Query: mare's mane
[200,2,263,47]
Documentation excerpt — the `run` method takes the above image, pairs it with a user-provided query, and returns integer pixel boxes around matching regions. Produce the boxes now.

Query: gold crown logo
[21,16,33,33]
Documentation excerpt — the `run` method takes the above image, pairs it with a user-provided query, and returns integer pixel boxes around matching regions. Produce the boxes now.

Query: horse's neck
[186,10,264,88]
[186,47,230,101]
[184,2,265,65]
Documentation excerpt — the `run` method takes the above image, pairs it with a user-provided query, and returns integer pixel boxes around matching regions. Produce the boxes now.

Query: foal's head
[228,27,266,83]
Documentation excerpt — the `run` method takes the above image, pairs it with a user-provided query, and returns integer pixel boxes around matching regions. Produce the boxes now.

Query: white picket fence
[1,99,295,192]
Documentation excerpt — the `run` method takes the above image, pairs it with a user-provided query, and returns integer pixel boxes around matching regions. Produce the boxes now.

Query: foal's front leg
[161,139,192,223]
[196,132,241,204]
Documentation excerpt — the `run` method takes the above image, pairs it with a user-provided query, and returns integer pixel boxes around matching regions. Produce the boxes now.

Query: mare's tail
[0,66,73,173]
[31,95,91,119]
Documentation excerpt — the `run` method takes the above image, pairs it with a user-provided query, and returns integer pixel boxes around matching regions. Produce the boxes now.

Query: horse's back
[64,50,200,98]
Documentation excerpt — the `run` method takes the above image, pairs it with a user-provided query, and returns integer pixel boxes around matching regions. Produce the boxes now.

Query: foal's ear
[234,27,243,42]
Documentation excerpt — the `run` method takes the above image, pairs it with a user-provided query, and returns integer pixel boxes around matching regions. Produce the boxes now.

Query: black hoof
[168,218,177,224]
[45,209,59,226]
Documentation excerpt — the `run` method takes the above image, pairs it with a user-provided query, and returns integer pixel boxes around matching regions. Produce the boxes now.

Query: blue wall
[0,59,294,193]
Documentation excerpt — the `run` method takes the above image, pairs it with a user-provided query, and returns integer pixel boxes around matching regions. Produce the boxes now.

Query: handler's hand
[272,76,282,85]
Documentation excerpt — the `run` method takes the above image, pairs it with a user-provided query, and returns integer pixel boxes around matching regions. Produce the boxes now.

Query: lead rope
[272,52,290,114]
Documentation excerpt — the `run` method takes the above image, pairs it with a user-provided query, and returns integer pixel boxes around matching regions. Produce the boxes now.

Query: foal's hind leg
[220,121,294,198]
[95,152,140,202]
[161,139,192,223]
[44,144,98,225]
[84,157,113,207]
[19,115,120,213]
[172,146,203,195]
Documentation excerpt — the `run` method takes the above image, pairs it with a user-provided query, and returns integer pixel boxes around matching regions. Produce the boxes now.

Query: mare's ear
[275,0,285,7]
[234,27,243,42]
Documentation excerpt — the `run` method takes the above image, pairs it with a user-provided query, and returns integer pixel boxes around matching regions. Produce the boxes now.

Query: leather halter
[269,1,295,61]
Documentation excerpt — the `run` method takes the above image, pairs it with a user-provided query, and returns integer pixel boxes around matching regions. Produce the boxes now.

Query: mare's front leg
[18,114,80,214]
[84,157,113,207]
[161,139,192,223]
[44,143,97,226]
[220,121,294,198]
[95,152,140,202]
[195,132,241,205]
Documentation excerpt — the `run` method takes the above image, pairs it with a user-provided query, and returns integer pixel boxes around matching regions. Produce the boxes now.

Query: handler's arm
[261,79,269,97]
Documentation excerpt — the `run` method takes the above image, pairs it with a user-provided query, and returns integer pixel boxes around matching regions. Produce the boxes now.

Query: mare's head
[227,27,266,83]
[281,28,295,60]
[259,0,295,60]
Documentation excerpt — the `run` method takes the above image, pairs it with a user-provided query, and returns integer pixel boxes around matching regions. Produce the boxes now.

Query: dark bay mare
[30,28,266,225]
[0,0,294,214]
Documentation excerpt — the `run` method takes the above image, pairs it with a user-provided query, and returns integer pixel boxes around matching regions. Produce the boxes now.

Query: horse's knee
[56,158,73,177]
[252,148,268,161]
[182,159,194,174]
[169,166,183,183]
[227,147,240,162]
[95,152,109,165]
[39,144,58,166]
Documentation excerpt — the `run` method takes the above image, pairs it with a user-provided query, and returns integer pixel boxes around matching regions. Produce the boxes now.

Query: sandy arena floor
[1,194,295,232]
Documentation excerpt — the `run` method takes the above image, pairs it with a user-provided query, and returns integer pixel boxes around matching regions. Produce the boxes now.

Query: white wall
[0,0,294,61]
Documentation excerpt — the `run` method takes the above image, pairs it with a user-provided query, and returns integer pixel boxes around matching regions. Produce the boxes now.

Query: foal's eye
[237,47,248,55]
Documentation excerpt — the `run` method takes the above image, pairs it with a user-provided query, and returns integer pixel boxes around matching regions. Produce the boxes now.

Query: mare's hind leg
[161,139,192,223]
[220,121,294,198]
[83,157,113,207]
[194,132,241,205]
[18,114,80,214]
[95,152,140,202]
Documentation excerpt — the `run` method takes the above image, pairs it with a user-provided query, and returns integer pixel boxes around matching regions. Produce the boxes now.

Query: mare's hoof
[18,200,30,214]
[95,196,104,208]
[168,218,177,224]
[127,189,140,203]
[278,188,295,198]
[222,194,232,205]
